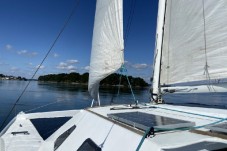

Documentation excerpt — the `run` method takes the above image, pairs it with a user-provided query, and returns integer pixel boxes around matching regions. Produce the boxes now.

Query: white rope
[25,99,69,113]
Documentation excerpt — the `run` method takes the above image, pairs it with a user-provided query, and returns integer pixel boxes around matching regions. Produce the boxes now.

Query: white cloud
[58,62,67,68]
[30,52,38,56]
[10,67,20,73]
[67,59,79,64]
[56,60,79,72]
[69,69,76,73]
[11,67,18,71]
[56,62,76,71]
[67,65,76,70]
[17,50,38,57]
[84,66,90,71]
[36,65,45,69]
[53,53,59,58]
[132,63,149,69]
[123,60,131,67]
[123,61,150,70]
[5,44,13,50]
[0,62,8,66]
[17,50,27,55]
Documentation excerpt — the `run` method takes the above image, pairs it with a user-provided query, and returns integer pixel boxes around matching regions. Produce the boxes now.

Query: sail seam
[202,0,209,79]
[166,0,173,84]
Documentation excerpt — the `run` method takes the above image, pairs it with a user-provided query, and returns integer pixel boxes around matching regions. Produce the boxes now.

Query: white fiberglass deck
[0,104,227,151]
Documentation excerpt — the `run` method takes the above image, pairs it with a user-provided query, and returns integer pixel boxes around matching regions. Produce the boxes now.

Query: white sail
[160,0,227,85]
[88,0,124,102]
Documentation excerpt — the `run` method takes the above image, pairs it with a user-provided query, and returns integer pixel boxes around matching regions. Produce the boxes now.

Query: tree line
[38,72,149,87]
[0,74,27,81]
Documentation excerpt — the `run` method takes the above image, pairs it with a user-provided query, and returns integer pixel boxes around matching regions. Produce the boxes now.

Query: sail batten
[160,0,227,85]
[88,0,124,102]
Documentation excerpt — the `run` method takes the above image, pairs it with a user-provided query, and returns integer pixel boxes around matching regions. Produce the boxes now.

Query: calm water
[0,80,227,129]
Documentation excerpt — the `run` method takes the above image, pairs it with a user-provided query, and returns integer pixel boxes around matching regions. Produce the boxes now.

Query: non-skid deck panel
[30,117,71,140]
[107,112,195,131]
[206,122,227,134]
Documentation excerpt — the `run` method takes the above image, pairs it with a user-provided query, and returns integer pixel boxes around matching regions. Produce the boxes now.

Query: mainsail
[160,0,227,85]
[88,0,124,102]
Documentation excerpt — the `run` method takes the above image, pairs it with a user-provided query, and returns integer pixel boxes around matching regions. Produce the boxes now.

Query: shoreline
[37,81,150,89]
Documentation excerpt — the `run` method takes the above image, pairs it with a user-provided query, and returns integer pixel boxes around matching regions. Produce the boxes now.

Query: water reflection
[0,80,226,129]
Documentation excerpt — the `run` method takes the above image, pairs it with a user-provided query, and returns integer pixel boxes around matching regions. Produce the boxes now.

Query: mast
[152,0,167,103]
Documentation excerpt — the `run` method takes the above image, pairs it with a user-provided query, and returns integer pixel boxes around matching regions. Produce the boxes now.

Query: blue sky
[0,0,158,82]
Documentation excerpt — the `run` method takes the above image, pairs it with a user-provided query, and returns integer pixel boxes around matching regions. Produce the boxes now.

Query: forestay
[160,0,227,85]
[88,0,124,101]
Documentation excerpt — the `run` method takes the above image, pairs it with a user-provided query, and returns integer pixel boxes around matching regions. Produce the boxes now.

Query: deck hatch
[107,112,195,131]
[206,122,227,134]
[54,125,76,150]
[77,138,101,151]
[31,117,71,140]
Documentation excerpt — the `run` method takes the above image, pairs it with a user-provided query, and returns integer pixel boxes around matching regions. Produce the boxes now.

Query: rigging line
[99,124,114,148]
[0,0,81,130]
[110,73,122,105]
[125,72,138,105]
[117,73,122,97]
[202,0,215,92]
[115,0,136,104]
[124,0,137,47]
[113,65,138,104]
[135,117,226,151]
[121,65,138,104]
[24,99,69,113]
[136,126,153,151]
[110,68,122,104]
[124,0,134,40]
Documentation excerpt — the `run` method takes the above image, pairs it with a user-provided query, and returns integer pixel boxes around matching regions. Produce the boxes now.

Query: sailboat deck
[89,104,227,129]
[89,104,227,150]
[1,104,227,151]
